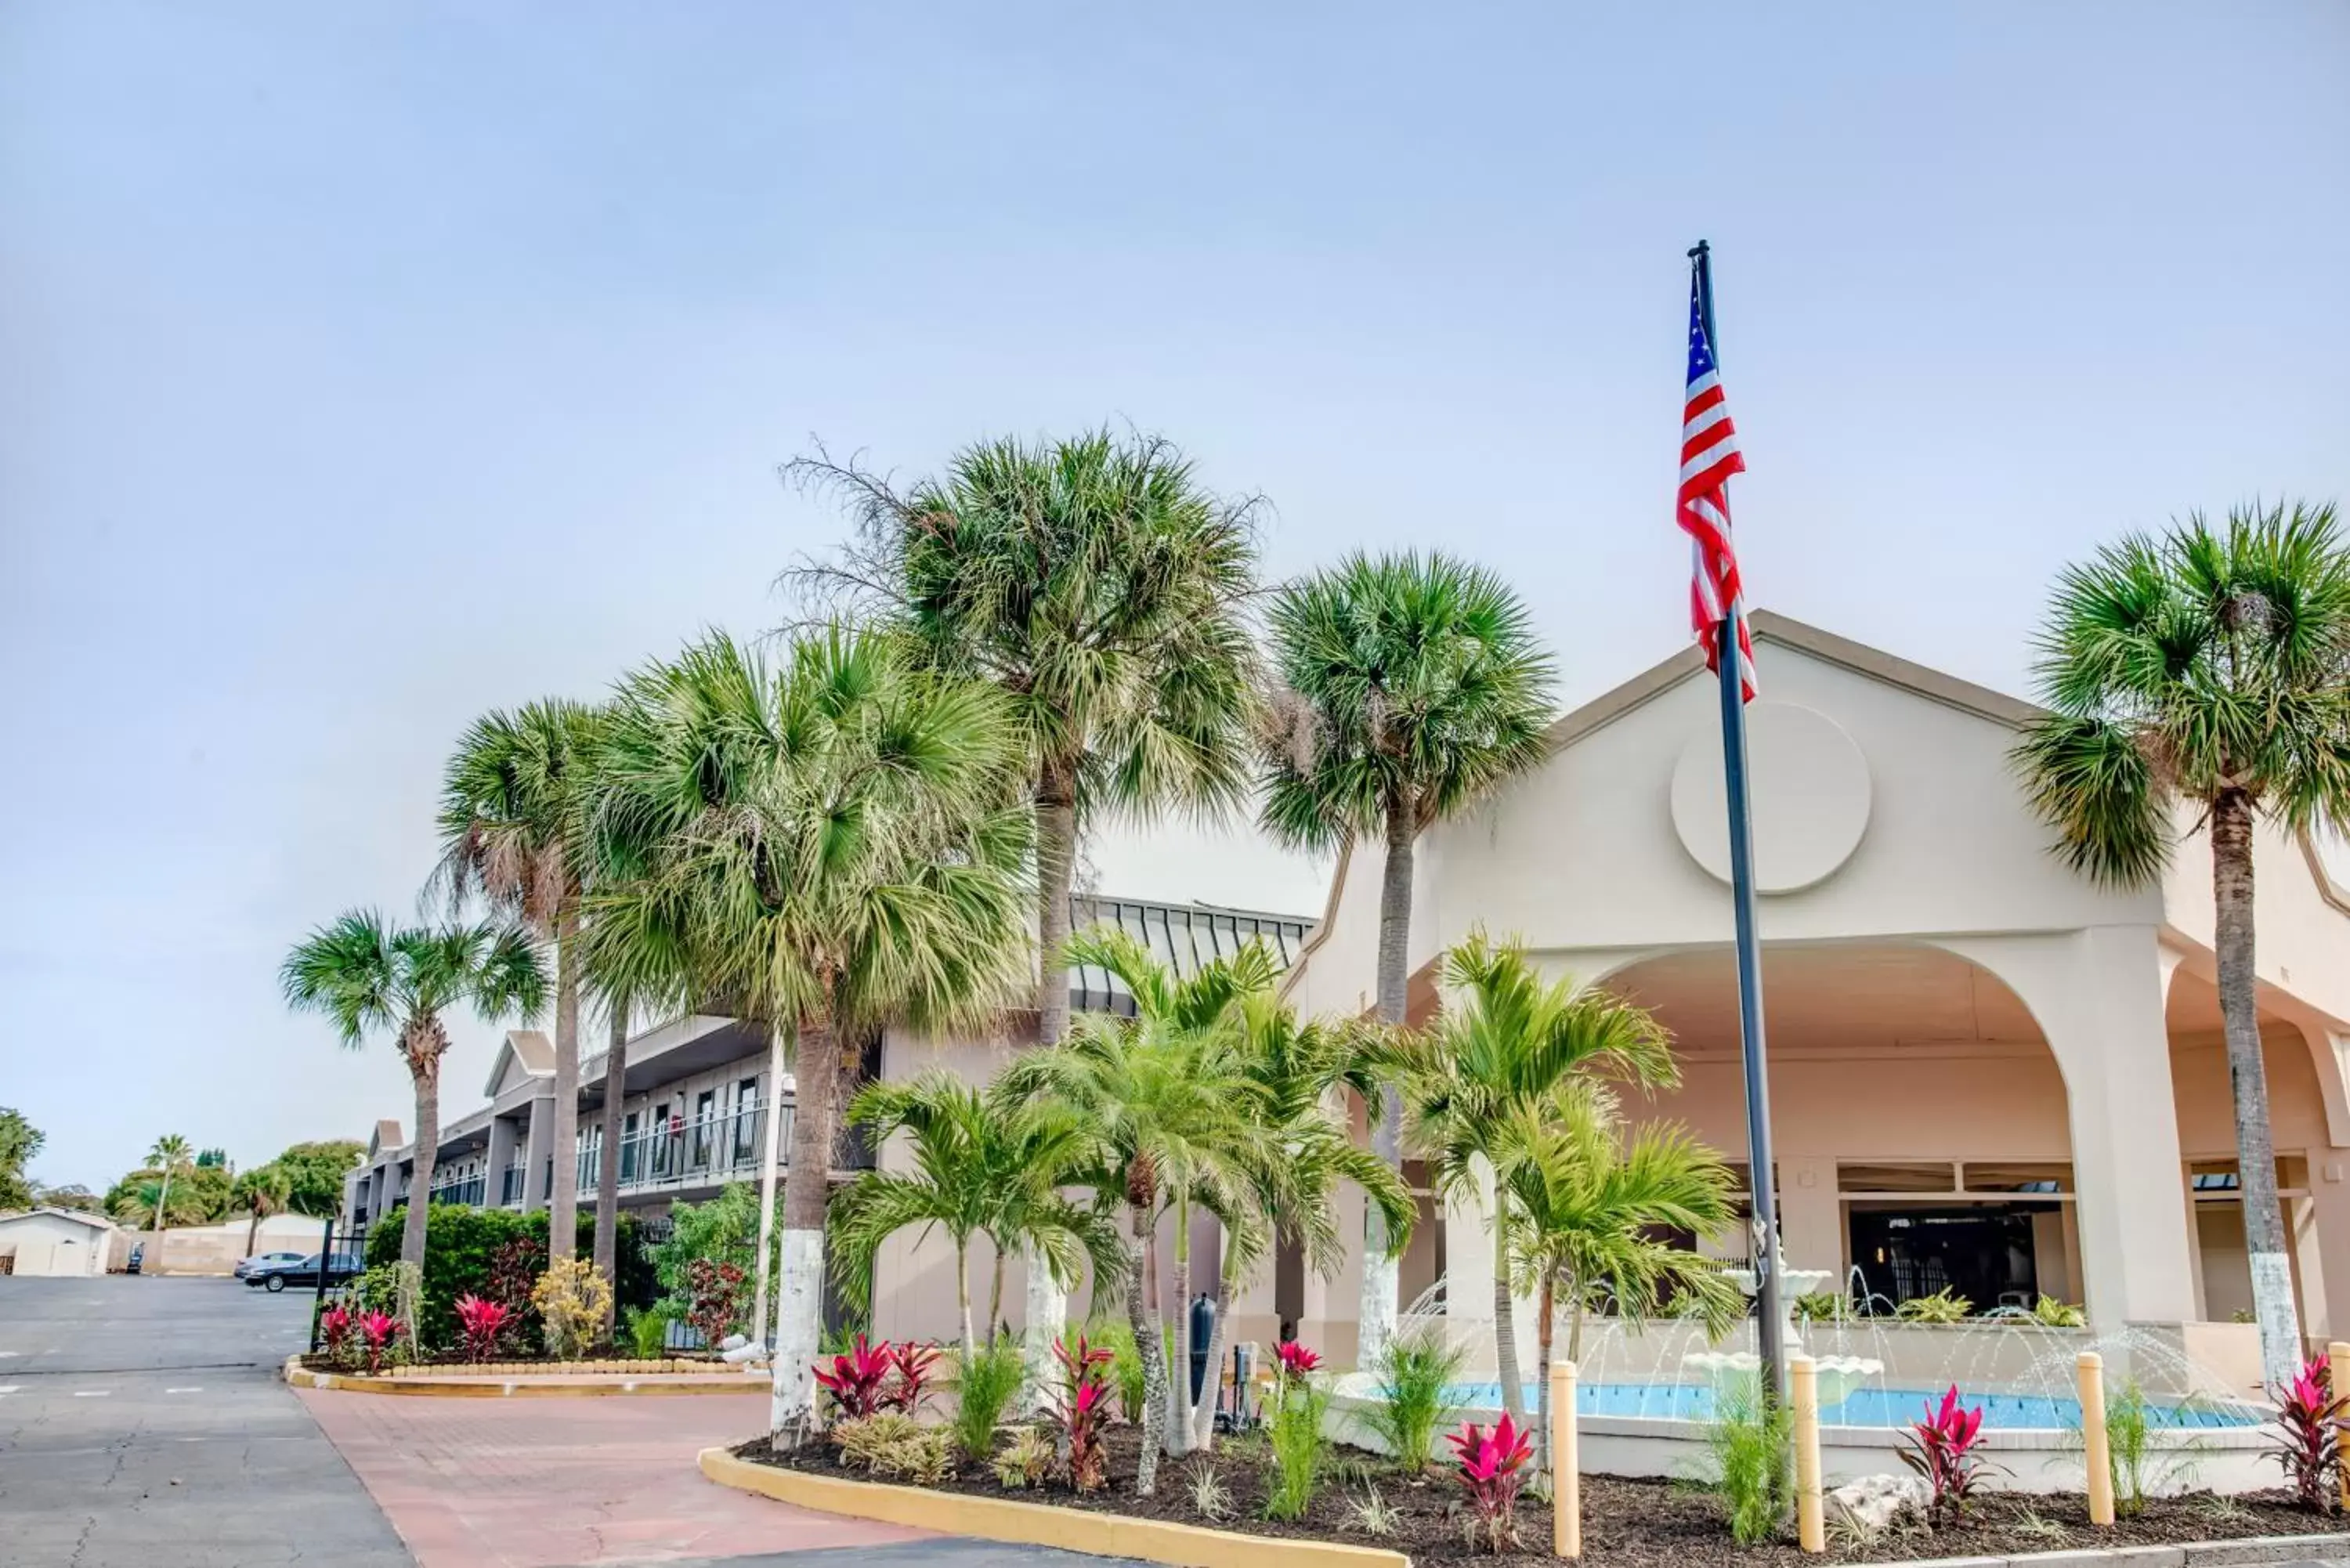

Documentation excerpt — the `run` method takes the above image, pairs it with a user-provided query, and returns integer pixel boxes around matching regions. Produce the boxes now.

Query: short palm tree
[145,1134,193,1234]
[995,967,1273,1491]
[1402,930,1679,1422]
[584,627,1034,1440]
[1260,551,1556,1367]
[280,912,548,1266]
[827,1073,1115,1352]
[1495,1089,1742,1472]
[233,1163,294,1255]
[436,699,604,1261]
[2013,500,2350,1387]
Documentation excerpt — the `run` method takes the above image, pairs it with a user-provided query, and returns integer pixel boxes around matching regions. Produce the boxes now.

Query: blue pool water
[1448,1382,2259,1430]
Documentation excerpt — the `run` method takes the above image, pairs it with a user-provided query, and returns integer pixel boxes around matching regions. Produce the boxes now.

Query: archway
[1600,941,2083,1316]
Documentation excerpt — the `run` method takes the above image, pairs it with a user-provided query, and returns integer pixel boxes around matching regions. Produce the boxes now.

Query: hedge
[367,1204,656,1351]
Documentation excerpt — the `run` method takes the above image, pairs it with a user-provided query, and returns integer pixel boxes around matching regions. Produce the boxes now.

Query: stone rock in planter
[1825,1472,1929,1534]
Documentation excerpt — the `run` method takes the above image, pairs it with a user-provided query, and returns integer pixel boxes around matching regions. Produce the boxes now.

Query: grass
[1703,1372,1791,1545]
[1359,1329,1467,1472]
[950,1340,1026,1460]
[1264,1377,1331,1521]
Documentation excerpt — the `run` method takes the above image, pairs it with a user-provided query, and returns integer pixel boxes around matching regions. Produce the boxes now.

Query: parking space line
[167,1386,203,1393]
[73,1389,110,1397]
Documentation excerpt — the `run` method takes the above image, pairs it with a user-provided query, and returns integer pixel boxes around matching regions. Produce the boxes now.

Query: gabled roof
[482,1029,555,1097]
[0,1207,115,1231]
[368,1119,404,1158]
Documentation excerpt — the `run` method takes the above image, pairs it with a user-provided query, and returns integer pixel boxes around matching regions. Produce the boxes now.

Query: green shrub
[1263,1375,1329,1521]
[1082,1317,1149,1424]
[2030,1295,2087,1328]
[650,1182,782,1330]
[1791,1291,1850,1324]
[1705,1372,1791,1545]
[622,1305,672,1359]
[1893,1288,1972,1324]
[951,1341,1027,1460]
[992,1426,1054,1489]
[366,1203,653,1351]
[1361,1329,1466,1472]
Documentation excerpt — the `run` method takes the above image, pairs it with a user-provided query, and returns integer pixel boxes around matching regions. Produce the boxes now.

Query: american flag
[1679,266,1755,699]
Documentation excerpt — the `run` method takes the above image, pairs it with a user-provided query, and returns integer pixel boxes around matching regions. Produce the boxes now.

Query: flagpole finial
[1687,239,1710,261]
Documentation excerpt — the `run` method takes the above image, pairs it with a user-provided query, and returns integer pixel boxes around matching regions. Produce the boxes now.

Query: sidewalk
[296,1388,931,1566]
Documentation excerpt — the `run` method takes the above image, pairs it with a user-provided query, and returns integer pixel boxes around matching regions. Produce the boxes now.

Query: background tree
[233,1163,295,1253]
[587,627,1034,1440]
[145,1134,193,1232]
[270,1139,366,1217]
[436,699,605,1261]
[34,1183,101,1214]
[281,912,547,1266]
[1260,551,1556,1367]
[0,1108,42,1211]
[1402,930,1678,1422]
[2013,500,2350,1388]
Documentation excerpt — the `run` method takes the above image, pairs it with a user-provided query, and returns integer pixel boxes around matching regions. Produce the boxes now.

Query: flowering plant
[1446,1412,1535,1552]
[1051,1335,1116,1491]
[359,1309,401,1375]
[1898,1386,2001,1523]
[2268,1357,2346,1510]
[815,1335,897,1420]
[1273,1340,1321,1380]
[884,1340,943,1414]
[452,1295,511,1364]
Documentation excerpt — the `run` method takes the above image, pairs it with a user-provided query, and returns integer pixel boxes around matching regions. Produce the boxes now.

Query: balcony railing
[577,1104,798,1195]
[428,1175,486,1207]
[499,1163,526,1205]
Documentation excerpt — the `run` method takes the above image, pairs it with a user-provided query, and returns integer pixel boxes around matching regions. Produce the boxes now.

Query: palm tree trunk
[246,1208,262,1255]
[1036,761,1076,1050]
[772,1016,846,1443]
[1022,1238,1065,1413]
[750,1019,788,1353]
[986,1248,1006,1347]
[1168,1204,1195,1454]
[1358,793,1414,1371]
[1125,1216,1170,1496]
[1191,1255,1241,1449]
[401,1027,446,1270]
[152,1171,172,1236]
[2213,789,2301,1387]
[593,996,628,1331]
[1492,1252,1528,1425]
[956,1239,976,1353]
[548,910,580,1260]
[1534,1275,1556,1476]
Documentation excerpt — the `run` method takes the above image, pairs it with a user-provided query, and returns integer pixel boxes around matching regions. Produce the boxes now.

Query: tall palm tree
[828,1072,1116,1351]
[1260,552,1557,1367]
[146,1134,193,1234]
[233,1164,294,1255]
[585,627,1034,1440]
[1401,930,1679,1422]
[436,699,604,1261]
[2014,500,2350,1388]
[1494,1088,1742,1471]
[281,912,548,1266]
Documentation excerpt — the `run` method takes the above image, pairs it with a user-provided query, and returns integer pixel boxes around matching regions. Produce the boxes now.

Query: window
[621,1112,641,1182]
[651,1103,672,1176]
[691,1090,715,1168]
[733,1077,761,1165]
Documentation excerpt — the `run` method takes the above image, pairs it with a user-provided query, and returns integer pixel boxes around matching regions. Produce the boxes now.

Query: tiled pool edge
[1855,1535,2350,1568]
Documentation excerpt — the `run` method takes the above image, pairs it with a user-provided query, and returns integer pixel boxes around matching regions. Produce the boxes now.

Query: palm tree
[827,1072,1116,1351]
[1494,1088,1742,1470]
[1260,552,1557,1367]
[233,1164,294,1255]
[281,912,548,1266]
[585,627,1034,1440]
[1401,930,1679,1423]
[436,699,604,1261]
[2013,500,2350,1387]
[145,1135,193,1234]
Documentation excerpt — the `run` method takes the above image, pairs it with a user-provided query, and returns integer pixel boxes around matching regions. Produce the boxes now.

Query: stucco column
[1943,927,2196,1329]
[1778,1158,1843,1281]
[486,1114,520,1209]
[520,1092,555,1214]
[2303,1147,2350,1344]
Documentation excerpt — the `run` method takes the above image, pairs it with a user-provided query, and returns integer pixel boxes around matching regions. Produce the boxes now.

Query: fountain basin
[1679,1349,1883,1407]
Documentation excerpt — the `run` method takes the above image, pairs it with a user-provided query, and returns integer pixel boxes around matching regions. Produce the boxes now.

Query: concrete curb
[281,1353,770,1399]
[697,1446,1411,1568]
[1858,1534,2350,1568]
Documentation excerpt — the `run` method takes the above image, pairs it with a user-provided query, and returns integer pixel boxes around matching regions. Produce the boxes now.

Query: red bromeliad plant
[813,1335,895,1420]
[1447,1412,1535,1552]
[2269,1357,2346,1509]
[1899,1386,2000,1523]
[1273,1340,1322,1384]
[452,1295,512,1364]
[1052,1334,1116,1492]
[359,1309,401,1375]
[883,1340,942,1414]
[319,1302,355,1366]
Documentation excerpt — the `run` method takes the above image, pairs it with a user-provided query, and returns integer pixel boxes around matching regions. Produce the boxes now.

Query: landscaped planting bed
[733,1426,2349,1568]
[297,1350,731,1376]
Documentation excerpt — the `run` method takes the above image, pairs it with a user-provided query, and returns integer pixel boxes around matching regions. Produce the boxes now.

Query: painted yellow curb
[698,1447,1412,1568]
[281,1354,768,1399]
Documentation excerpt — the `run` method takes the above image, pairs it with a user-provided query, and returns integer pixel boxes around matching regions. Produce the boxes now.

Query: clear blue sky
[3,3,2344,1191]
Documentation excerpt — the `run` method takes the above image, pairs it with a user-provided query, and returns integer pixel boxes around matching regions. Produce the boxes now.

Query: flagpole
[1687,239,1787,1403]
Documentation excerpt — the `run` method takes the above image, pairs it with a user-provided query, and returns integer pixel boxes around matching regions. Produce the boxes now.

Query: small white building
[0,1208,116,1277]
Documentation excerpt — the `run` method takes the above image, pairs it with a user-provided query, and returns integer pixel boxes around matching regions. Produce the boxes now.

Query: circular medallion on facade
[1669,702,1872,894]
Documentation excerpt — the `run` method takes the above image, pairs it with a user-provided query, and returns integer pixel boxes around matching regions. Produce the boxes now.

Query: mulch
[735,1425,2348,1567]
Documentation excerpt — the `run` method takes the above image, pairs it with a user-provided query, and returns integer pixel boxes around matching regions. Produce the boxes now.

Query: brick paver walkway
[297,1389,931,1566]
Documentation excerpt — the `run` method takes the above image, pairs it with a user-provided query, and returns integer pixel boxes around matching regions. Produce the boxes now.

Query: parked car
[233,1250,307,1281]
[244,1252,363,1292]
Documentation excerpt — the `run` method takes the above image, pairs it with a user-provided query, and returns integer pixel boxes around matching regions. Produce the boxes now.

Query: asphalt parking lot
[0,1274,411,1568]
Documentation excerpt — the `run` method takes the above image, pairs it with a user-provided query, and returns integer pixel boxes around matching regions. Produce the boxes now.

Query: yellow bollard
[2330,1342,2350,1513]
[2078,1350,2113,1526]
[1790,1354,1824,1552]
[1552,1360,1580,1559]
